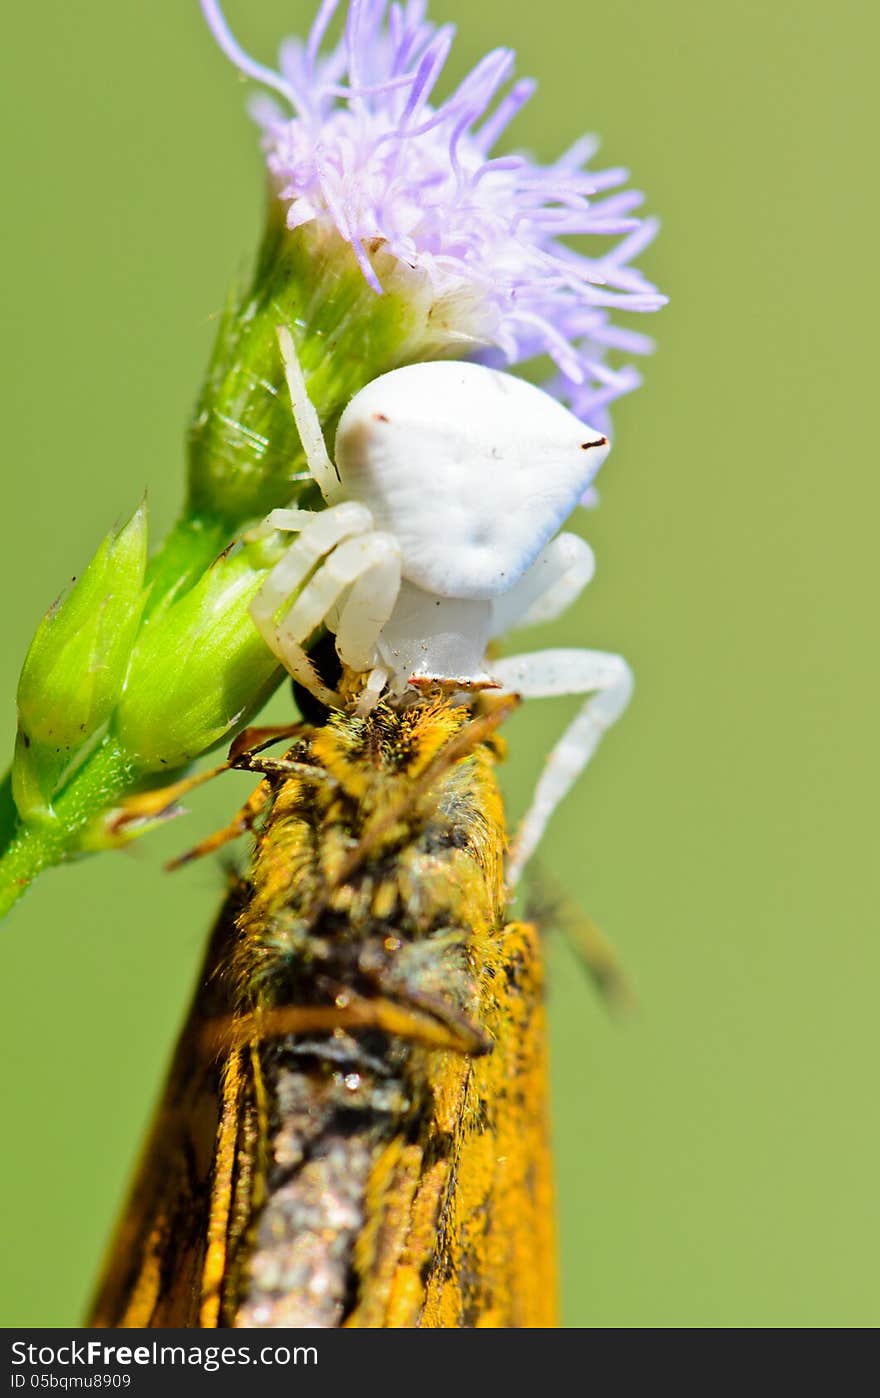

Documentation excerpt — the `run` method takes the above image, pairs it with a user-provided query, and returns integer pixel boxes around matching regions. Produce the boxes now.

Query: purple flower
[201,0,665,434]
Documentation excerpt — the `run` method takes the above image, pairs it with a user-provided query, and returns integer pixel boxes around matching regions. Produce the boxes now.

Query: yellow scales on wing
[90,689,556,1328]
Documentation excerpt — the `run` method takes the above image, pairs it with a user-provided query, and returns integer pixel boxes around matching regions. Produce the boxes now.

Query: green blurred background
[1,0,876,1328]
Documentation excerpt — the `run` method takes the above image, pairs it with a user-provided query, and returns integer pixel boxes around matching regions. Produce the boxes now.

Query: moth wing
[88,898,252,1328]
[346,921,556,1329]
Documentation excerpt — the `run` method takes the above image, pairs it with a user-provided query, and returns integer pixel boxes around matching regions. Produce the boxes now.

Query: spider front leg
[276,325,342,504]
[282,528,401,701]
[493,647,634,887]
[250,501,372,703]
[486,533,630,886]
[250,504,402,709]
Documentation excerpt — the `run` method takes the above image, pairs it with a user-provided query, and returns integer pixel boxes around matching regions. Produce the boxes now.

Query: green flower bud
[13,502,148,821]
[114,538,280,771]
[188,214,462,529]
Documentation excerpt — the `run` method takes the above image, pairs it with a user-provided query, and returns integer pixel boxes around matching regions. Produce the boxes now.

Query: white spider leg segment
[250,501,374,638]
[267,638,340,711]
[265,507,316,532]
[250,504,376,708]
[492,648,634,887]
[276,533,400,675]
[489,533,596,638]
[276,325,343,505]
[355,664,390,717]
[273,533,399,710]
[243,507,315,544]
[332,537,402,672]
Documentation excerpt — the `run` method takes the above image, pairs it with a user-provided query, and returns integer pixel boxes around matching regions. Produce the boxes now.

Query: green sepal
[13,501,149,820]
[113,539,281,771]
[187,209,468,528]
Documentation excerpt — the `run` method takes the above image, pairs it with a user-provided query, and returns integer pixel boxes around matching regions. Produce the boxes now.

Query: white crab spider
[250,327,633,885]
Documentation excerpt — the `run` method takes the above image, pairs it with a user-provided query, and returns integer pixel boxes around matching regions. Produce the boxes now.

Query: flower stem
[0,738,134,920]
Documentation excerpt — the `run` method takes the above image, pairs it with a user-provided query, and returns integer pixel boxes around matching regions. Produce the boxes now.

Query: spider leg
[276,325,342,504]
[274,532,400,705]
[333,536,402,672]
[491,648,634,887]
[250,502,375,705]
[244,506,315,543]
[252,501,373,632]
[490,532,595,637]
[355,664,390,717]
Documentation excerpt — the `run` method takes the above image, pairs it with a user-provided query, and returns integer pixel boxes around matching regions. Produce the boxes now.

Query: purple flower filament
[201,0,665,440]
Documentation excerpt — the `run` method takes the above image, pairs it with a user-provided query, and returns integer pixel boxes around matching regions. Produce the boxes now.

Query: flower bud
[190,1,666,531]
[13,502,148,820]
[187,216,443,529]
[113,539,280,771]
